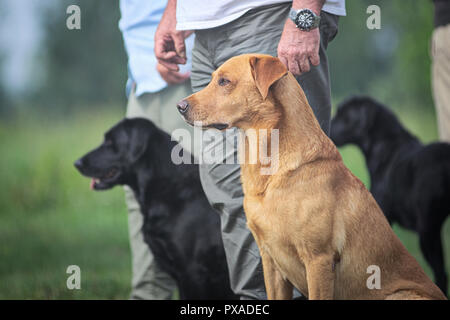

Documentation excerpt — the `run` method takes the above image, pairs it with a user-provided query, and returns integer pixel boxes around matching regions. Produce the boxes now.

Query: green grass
[0,108,131,299]
[0,105,448,299]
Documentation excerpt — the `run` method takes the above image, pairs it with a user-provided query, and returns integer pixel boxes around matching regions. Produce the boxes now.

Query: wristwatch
[289,8,321,31]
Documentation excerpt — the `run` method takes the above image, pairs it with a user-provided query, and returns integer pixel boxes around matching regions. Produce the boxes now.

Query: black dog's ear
[127,121,149,163]
[359,99,378,134]
[340,96,377,135]
[130,138,147,163]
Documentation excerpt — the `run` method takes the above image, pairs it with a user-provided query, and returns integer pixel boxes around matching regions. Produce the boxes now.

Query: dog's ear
[127,121,149,163]
[250,55,288,100]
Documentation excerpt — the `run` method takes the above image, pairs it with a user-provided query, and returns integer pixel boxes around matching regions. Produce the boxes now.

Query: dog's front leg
[260,250,293,300]
[305,256,335,300]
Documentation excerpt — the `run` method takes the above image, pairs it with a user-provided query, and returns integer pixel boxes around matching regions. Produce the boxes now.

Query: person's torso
[176,0,346,30]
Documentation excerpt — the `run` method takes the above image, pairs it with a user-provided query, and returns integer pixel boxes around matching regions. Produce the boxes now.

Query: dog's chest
[244,196,286,246]
[244,196,309,294]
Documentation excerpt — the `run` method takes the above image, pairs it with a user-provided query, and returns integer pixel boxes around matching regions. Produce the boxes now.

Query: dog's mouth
[184,119,229,130]
[183,117,229,131]
[205,123,229,130]
[89,167,120,190]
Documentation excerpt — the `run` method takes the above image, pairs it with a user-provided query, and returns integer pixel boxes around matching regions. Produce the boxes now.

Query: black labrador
[331,96,449,295]
[74,118,236,299]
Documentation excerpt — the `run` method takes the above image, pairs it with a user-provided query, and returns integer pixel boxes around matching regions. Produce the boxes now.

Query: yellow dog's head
[177,54,288,130]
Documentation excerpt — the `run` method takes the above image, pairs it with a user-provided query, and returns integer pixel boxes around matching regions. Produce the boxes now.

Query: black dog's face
[331,97,374,147]
[74,119,149,191]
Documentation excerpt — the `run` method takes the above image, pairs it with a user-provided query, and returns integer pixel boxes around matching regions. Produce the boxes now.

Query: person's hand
[154,0,192,71]
[277,18,320,75]
[156,63,190,85]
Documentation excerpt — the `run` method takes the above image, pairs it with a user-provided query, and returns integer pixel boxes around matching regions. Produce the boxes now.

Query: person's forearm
[161,0,177,25]
[292,0,325,15]
[155,0,188,69]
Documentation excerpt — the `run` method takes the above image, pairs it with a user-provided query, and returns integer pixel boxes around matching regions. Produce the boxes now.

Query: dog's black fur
[75,118,236,299]
[331,96,450,294]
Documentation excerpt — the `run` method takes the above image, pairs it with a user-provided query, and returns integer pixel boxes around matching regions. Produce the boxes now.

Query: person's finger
[165,74,179,84]
[155,38,185,70]
[288,57,301,76]
[169,72,190,84]
[298,55,310,74]
[173,33,187,60]
[174,71,191,81]
[309,52,320,67]
[165,71,190,84]
[158,59,180,72]
[157,49,178,61]
[158,61,191,84]
[156,46,185,63]
[155,38,173,59]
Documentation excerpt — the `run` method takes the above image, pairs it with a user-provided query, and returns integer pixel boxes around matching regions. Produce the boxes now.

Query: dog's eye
[218,77,230,86]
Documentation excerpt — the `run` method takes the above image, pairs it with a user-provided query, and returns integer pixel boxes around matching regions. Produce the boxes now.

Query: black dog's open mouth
[89,167,120,190]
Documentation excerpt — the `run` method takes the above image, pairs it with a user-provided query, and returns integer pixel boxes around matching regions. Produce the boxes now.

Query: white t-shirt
[176,0,346,31]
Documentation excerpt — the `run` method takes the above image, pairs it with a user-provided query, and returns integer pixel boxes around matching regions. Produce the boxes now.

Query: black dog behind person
[331,96,450,295]
[74,118,236,299]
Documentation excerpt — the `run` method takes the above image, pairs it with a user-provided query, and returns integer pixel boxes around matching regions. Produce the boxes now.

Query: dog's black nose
[177,100,189,114]
[74,158,84,170]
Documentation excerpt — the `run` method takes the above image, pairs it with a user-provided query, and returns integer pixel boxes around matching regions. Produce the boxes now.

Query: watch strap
[289,8,298,22]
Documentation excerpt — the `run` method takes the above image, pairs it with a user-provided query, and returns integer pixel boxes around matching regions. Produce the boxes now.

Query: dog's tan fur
[181,54,446,300]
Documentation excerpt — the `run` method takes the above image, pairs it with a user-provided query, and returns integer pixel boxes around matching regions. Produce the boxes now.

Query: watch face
[296,9,315,30]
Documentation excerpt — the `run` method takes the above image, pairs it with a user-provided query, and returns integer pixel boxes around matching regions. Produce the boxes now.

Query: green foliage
[329,0,434,111]
[32,0,127,113]
[0,52,11,115]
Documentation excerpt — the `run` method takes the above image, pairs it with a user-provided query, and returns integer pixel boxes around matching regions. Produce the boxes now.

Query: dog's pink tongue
[90,179,95,190]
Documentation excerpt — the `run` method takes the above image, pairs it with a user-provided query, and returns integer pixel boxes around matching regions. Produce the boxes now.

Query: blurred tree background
[328,0,434,112]
[0,0,436,116]
[34,0,127,113]
[1,0,127,116]
[0,0,448,299]
[0,0,436,115]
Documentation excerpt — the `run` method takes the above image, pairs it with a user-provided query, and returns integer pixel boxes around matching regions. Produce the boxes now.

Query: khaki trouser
[125,81,195,299]
[432,24,450,142]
